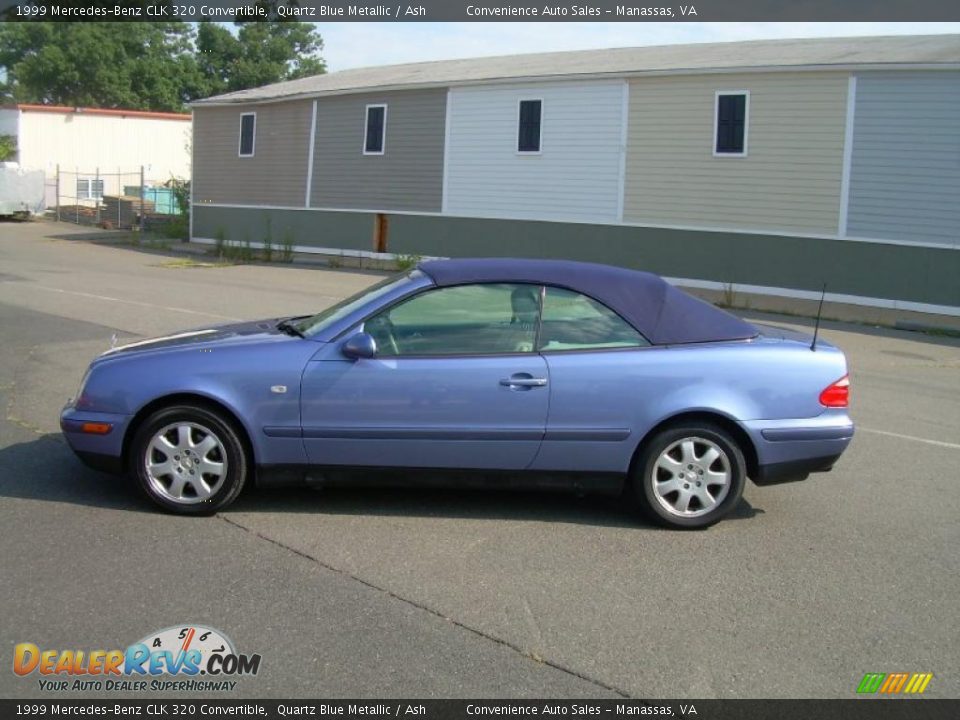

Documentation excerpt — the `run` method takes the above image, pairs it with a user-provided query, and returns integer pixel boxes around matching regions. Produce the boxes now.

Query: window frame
[712,90,749,158]
[350,281,653,358]
[76,177,104,200]
[517,98,544,155]
[358,282,543,358]
[363,103,388,156]
[536,285,651,354]
[238,112,256,158]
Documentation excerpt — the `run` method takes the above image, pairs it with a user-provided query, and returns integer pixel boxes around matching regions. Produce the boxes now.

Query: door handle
[500,376,548,388]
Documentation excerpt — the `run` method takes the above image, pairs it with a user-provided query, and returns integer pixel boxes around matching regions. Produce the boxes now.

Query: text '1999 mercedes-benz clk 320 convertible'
[61,258,853,528]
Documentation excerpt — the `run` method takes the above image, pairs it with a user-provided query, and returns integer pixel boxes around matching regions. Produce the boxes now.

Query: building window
[239,113,256,157]
[518,99,542,153]
[76,178,104,200]
[364,104,387,154]
[714,92,748,156]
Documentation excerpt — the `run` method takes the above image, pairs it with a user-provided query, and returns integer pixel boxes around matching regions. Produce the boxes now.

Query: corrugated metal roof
[194,34,960,106]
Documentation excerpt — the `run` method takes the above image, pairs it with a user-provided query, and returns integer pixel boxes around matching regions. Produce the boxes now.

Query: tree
[0,19,325,111]
[0,22,205,111]
[196,20,325,97]
[0,135,16,162]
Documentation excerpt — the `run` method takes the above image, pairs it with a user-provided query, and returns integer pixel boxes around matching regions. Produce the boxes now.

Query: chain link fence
[52,166,185,233]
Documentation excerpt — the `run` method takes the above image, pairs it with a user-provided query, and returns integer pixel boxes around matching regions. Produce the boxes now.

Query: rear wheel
[632,423,746,529]
[130,404,248,515]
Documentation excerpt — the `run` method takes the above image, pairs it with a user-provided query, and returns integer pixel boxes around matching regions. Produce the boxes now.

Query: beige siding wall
[193,100,312,205]
[624,72,848,234]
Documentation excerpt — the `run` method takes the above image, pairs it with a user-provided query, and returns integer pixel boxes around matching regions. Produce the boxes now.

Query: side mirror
[341,332,377,360]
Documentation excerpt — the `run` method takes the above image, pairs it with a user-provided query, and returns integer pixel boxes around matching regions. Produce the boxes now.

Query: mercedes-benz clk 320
[61,258,853,528]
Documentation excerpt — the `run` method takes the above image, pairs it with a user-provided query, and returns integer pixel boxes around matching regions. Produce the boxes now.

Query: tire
[129,404,248,515]
[632,422,746,529]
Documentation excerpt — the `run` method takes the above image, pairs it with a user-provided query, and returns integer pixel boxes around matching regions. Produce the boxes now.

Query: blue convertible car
[61,259,853,528]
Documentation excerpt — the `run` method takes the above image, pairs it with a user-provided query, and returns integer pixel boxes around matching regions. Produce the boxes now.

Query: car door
[530,285,658,474]
[300,282,550,470]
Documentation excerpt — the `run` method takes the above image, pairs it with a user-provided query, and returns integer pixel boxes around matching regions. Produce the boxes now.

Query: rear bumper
[741,410,854,486]
[752,453,843,486]
[60,405,129,475]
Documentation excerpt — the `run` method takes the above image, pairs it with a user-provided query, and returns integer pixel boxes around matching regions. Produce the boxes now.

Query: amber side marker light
[819,375,850,408]
[81,422,113,435]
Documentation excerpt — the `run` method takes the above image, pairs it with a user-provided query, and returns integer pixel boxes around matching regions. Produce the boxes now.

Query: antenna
[811,283,827,351]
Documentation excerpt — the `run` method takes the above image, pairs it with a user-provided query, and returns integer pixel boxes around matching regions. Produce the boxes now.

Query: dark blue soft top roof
[418,258,756,345]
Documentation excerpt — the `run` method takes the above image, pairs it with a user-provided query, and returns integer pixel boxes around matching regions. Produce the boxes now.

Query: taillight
[819,375,849,407]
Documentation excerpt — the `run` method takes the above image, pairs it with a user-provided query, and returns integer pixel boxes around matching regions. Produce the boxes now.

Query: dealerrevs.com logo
[14,625,262,692]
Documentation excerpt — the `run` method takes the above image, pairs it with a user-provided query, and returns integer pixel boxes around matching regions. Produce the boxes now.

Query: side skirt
[255,464,625,495]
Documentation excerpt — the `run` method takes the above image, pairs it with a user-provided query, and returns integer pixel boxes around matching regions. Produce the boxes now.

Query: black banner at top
[2,0,960,22]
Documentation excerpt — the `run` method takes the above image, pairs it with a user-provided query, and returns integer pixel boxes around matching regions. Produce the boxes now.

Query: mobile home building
[190,35,960,316]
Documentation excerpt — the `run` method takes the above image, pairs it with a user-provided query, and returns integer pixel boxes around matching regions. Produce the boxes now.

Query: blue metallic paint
[61,263,854,496]
[301,346,550,469]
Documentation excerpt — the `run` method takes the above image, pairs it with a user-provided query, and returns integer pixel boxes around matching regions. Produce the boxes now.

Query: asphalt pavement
[1,220,957,699]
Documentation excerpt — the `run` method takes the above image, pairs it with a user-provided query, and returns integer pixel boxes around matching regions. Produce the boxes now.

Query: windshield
[293,270,418,338]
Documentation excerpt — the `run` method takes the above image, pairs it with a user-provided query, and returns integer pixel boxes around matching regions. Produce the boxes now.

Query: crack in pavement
[216,513,632,698]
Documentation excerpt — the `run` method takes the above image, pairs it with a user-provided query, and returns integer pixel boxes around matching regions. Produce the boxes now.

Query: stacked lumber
[101,195,156,228]
[57,205,100,225]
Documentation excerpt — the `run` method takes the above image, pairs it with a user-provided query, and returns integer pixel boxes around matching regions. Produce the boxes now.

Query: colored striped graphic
[857,672,933,695]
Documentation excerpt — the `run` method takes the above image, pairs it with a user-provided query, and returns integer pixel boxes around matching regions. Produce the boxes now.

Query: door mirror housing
[341,332,377,360]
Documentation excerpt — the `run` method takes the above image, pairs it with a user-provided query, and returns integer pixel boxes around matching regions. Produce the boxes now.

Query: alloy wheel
[651,436,732,518]
[144,422,227,504]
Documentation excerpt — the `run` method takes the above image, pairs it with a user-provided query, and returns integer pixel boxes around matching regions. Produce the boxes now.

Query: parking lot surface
[1,221,958,699]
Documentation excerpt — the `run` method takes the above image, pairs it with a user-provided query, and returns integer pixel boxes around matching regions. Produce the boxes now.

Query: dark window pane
[518,100,542,152]
[715,94,746,154]
[365,106,385,153]
[239,114,255,156]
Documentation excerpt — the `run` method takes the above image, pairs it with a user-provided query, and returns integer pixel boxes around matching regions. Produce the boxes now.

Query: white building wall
[444,80,625,223]
[16,110,191,187]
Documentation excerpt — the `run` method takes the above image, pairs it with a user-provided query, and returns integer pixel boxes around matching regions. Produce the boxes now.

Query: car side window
[538,286,649,351]
[366,283,541,356]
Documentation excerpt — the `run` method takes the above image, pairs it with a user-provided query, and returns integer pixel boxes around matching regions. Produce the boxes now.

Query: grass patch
[124,233,171,251]
[156,258,234,269]
[395,253,422,271]
[280,229,295,262]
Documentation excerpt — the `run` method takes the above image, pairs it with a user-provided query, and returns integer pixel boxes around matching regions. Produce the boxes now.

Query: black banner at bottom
[3,700,959,720]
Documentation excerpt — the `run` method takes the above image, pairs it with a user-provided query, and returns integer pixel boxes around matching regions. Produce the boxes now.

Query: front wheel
[632,423,746,529]
[130,404,248,515]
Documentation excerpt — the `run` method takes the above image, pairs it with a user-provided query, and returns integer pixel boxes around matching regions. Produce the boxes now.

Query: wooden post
[139,165,145,233]
[373,213,389,254]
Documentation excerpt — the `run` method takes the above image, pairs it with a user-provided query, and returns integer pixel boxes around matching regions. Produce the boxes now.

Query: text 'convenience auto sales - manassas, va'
[12,625,261,692]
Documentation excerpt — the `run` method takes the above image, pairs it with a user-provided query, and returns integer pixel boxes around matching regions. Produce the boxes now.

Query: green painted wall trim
[389,215,959,308]
[193,206,959,308]
[193,205,373,252]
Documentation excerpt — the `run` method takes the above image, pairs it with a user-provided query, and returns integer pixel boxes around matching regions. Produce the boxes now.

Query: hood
[96,318,302,360]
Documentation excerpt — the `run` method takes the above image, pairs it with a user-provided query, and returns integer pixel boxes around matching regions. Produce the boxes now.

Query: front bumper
[741,410,854,486]
[60,405,131,475]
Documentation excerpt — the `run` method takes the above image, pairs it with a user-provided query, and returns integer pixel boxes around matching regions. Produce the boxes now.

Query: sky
[318,22,960,71]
